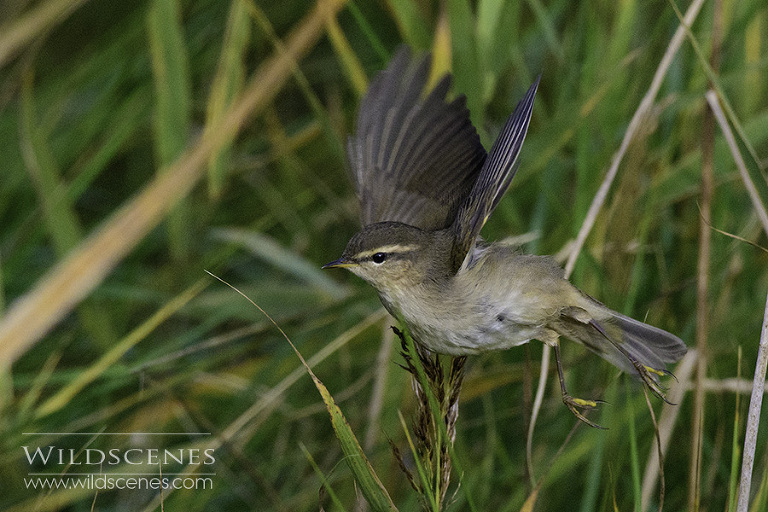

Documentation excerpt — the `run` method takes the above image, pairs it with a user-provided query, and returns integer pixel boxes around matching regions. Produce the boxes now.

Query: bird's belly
[382,266,559,356]
[402,308,543,356]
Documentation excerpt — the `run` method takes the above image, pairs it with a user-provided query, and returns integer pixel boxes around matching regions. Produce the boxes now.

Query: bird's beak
[322,257,356,269]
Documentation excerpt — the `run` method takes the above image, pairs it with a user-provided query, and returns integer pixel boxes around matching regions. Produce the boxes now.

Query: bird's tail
[554,305,687,385]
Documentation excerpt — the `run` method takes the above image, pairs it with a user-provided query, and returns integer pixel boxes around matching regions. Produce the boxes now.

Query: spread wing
[348,46,487,230]
[451,76,540,272]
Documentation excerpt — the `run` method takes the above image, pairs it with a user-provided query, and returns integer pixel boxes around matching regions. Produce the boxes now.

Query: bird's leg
[553,342,606,429]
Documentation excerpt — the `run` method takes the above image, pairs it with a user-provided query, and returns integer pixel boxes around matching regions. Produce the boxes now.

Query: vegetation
[1,0,767,510]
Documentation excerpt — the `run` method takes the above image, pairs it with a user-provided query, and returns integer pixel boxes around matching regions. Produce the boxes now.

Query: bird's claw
[634,363,676,405]
[562,393,607,429]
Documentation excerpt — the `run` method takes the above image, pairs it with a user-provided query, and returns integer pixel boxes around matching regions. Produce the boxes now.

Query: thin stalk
[705,91,768,238]
[728,348,743,512]
[365,325,395,450]
[627,384,642,511]
[641,350,697,510]
[526,0,707,483]
[563,0,707,277]
[736,292,768,512]
[690,2,721,507]
[398,411,438,510]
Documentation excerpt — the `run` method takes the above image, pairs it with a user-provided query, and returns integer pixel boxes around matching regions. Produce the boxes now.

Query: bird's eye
[371,252,387,264]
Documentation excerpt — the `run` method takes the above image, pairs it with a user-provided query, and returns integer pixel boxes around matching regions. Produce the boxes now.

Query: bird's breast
[380,276,547,355]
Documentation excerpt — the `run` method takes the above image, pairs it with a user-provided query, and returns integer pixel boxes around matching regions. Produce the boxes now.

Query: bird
[324,46,687,427]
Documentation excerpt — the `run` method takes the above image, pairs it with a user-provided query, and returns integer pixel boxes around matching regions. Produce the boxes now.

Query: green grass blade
[250,3,346,163]
[295,342,398,511]
[326,14,368,98]
[300,442,349,511]
[750,469,768,512]
[447,0,483,134]
[146,0,191,165]
[19,80,82,248]
[397,411,437,510]
[19,76,117,348]
[476,0,521,101]
[205,0,250,199]
[213,273,398,511]
[525,0,564,62]
[347,1,389,61]
[34,279,208,418]
[476,0,505,99]
[386,0,431,49]
[667,0,767,179]
[147,0,193,260]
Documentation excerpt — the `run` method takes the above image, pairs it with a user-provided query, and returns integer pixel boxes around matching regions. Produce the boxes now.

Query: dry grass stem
[642,349,698,509]
[736,292,768,512]
[527,0,707,481]
[0,0,347,366]
[690,5,721,505]
[562,0,707,277]
[682,378,765,394]
[643,385,666,510]
[526,343,551,484]
[365,323,396,450]
[0,0,89,67]
[705,90,768,237]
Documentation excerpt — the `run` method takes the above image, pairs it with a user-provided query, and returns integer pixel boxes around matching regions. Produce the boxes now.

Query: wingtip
[521,75,541,111]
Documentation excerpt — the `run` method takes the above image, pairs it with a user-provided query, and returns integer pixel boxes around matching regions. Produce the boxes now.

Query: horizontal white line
[28,473,217,476]
[21,432,211,436]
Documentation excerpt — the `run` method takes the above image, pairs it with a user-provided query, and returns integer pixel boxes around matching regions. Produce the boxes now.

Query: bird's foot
[633,362,675,405]
[561,393,607,430]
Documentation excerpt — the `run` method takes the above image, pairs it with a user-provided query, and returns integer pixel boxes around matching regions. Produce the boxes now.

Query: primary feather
[451,76,539,272]
[348,46,486,230]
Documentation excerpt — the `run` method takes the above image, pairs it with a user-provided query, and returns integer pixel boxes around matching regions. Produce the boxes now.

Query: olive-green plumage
[325,46,687,426]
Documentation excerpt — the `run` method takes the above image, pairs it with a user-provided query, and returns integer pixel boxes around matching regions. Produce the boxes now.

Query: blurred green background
[1,0,767,510]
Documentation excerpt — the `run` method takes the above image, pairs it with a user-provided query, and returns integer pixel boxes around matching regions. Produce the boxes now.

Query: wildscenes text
[23,446,216,466]
[25,475,213,491]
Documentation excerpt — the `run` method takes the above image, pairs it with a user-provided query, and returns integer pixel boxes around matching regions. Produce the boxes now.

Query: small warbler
[324,46,686,427]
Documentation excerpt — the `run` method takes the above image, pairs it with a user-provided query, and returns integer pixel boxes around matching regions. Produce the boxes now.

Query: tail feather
[612,312,687,367]
[555,308,687,379]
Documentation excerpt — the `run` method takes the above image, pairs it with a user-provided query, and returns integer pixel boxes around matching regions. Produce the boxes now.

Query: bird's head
[323,222,449,292]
